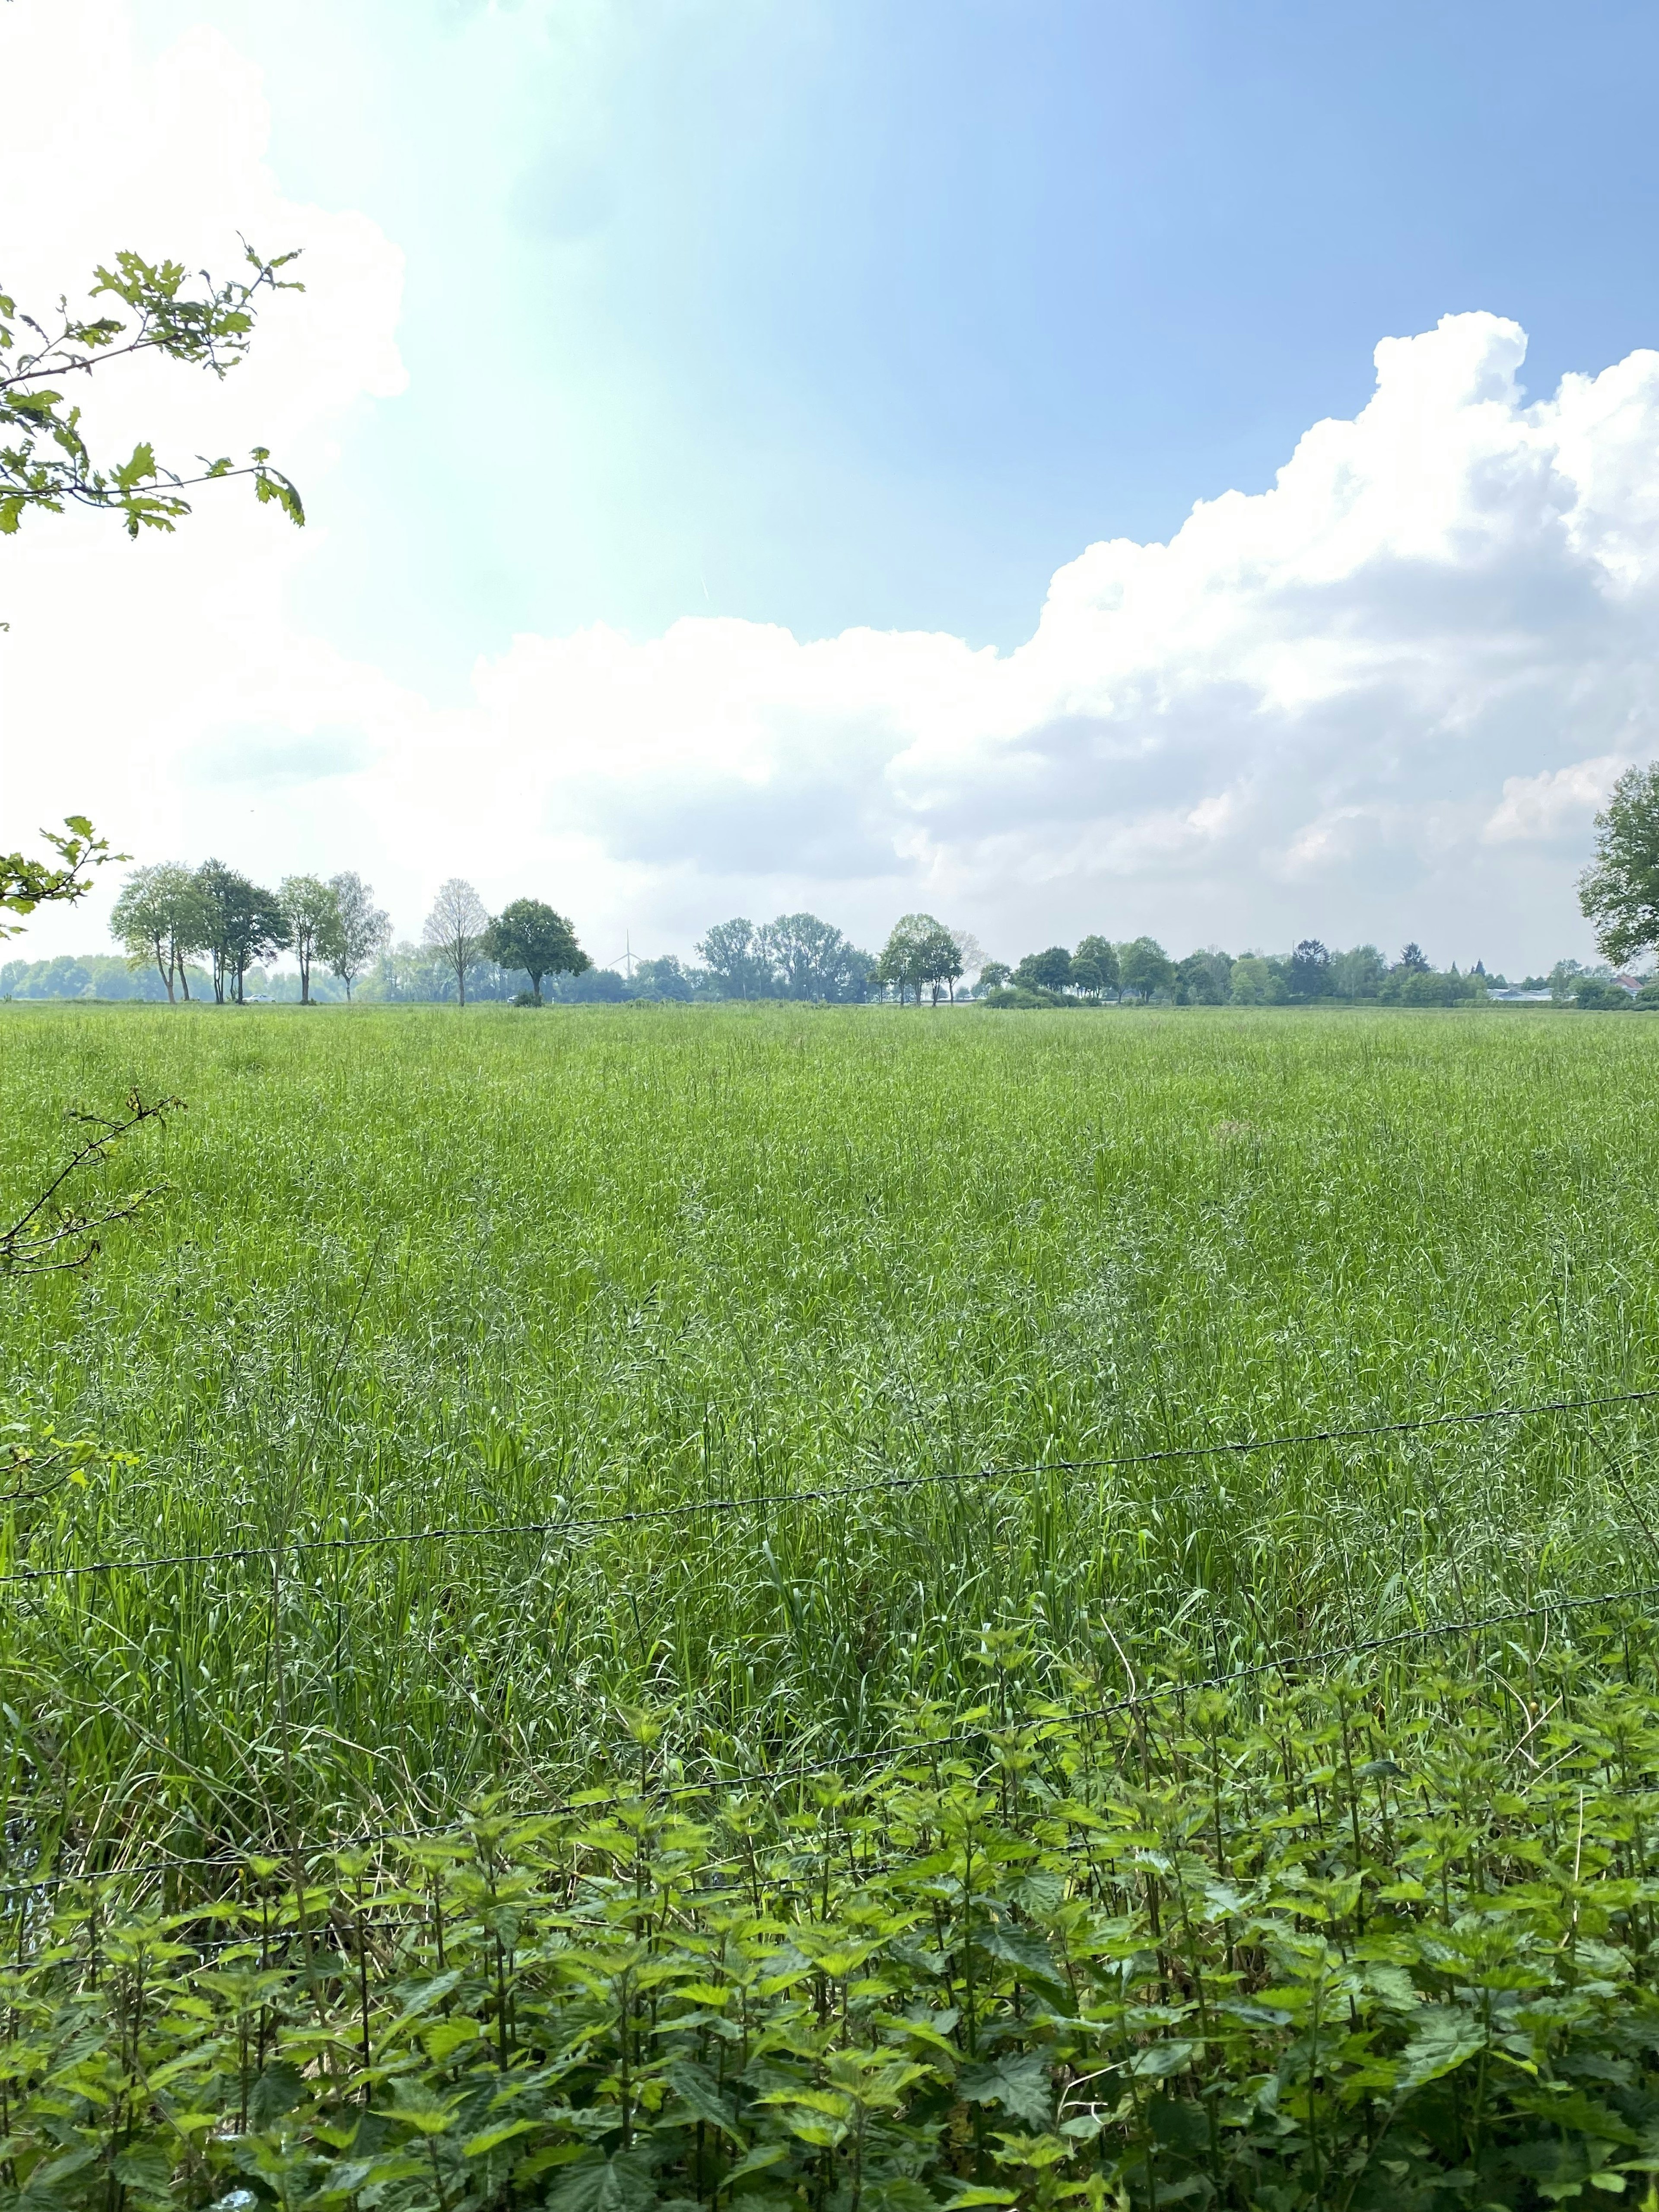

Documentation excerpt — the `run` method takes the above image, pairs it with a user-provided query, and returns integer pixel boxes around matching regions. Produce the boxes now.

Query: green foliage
[877,915,962,1006]
[0,819,121,938]
[1574,978,1636,1012]
[10,1636,1659,2208]
[194,861,289,1004]
[481,900,590,1006]
[326,871,393,1001]
[1377,967,1487,1007]
[1015,947,1073,995]
[109,863,211,1001]
[1071,938,1120,999]
[278,876,343,1007]
[423,880,493,1007]
[1582,764,1659,968]
[1116,938,1174,1002]
[0,245,303,539]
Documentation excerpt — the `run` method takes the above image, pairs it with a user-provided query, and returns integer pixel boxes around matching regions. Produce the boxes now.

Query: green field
[2,999,1656,1867]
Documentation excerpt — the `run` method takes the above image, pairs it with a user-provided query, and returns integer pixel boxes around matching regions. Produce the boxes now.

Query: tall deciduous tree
[1071,935,1120,999]
[109,862,207,1001]
[876,913,951,1005]
[1580,764,1659,966]
[1118,937,1174,1002]
[278,875,340,1005]
[423,879,490,1005]
[916,924,964,1004]
[696,918,769,998]
[196,860,289,1004]
[325,872,391,1001]
[1015,946,1072,994]
[481,899,590,1004]
[756,913,874,1001]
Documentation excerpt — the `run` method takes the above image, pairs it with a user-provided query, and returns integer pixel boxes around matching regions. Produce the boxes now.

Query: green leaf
[422,2014,483,2060]
[546,2149,658,2212]
[1397,2007,1485,2091]
[667,2059,745,2142]
[248,2057,306,2128]
[1128,2040,1198,2080]
[463,2116,541,2158]
[721,2143,790,2185]
[959,2053,1052,2128]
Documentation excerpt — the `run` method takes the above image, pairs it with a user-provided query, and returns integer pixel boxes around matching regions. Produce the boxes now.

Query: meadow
[1,998,1656,1872]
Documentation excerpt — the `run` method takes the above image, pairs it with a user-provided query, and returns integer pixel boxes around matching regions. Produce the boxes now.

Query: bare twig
[0,1089,182,1277]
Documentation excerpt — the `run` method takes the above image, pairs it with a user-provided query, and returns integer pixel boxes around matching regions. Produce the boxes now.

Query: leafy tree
[481,898,589,1005]
[1287,938,1335,1001]
[1175,949,1232,1004]
[1071,935,1119,999]
[109,861,207,1001]
[1579,763,1659,966]
[194,859,288,1003]
[1118,936,1173,1001]
[696,918,769,998]
[976,960,1013,995]
[1331,944,1386,1000]
[1230,954,1286,1005]
[757,912,874,1001]
[422,879,491,1006]
[1570,976,1633,1011]
[278,875,341,1006]
[1397,941,1431,975]
[629,955,695,1002]
[1015,946,1072,993]
[875,913,949,1005]
[915,924,964,1004]
[2,246,303,541]
[325,871,391,1001]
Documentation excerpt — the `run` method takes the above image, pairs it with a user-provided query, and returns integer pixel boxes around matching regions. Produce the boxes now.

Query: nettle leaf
[665,2059,744,2141]
[463,2116,541,2158]
[546,2149,658,2212]
[422,2014,484,2061]
[721,2143,790,2185]
[248,2058,306,2128]
[1128,2040,1198,2081]
[981,1920,1063,1984]
[1397,2007,1485,2090]
[960,2053,1052,2128]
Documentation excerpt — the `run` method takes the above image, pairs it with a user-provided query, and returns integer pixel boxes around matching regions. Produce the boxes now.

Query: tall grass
[1,1000,1656,1866]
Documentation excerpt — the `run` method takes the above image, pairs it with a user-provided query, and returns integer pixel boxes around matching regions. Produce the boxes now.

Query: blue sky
[8,0,1659,969]
[135,0,1659,687]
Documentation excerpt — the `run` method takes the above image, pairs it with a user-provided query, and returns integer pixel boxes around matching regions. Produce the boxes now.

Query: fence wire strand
[3,1382,1654,1590]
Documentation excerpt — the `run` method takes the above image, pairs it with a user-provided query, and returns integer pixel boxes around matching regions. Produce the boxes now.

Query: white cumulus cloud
[4,1,1658,973]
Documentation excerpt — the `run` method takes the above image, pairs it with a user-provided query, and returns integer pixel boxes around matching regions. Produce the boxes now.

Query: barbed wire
[3,1382,1653,1591]
[8,1561,1656,1901]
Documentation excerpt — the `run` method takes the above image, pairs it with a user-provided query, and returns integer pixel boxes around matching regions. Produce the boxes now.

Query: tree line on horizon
[0,856,1645,1009]
[990,936,1497,1007]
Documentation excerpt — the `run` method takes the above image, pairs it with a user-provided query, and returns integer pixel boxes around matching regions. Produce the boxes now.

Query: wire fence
[9,1556,1658,1902]
[3,1381,1654,1589]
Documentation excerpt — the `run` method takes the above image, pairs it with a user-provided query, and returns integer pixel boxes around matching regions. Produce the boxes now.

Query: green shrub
[1576,978,1636,1011]
[10,1622,1659,2208]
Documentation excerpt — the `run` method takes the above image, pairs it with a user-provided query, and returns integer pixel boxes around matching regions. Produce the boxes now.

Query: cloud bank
[4,5,1658,970]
